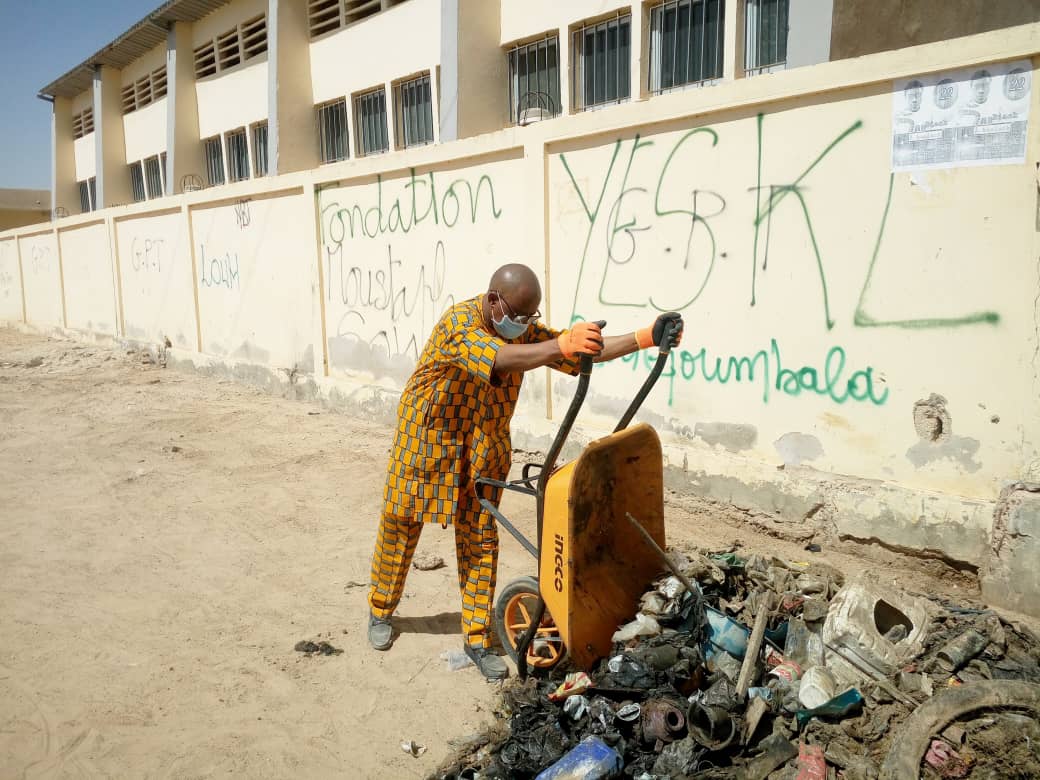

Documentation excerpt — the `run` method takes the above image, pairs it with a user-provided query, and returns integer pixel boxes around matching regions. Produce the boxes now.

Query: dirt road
[0,327,990,778]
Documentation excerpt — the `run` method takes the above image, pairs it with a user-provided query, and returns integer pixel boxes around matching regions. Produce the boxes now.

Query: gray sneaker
[368,614,393,650]
[464,644,509,680]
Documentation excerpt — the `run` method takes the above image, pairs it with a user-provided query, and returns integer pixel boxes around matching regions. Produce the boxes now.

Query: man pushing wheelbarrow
[366,263,682,679]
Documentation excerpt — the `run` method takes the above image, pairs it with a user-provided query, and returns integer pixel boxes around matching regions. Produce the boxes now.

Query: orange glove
[558,321,604,358]
[635,312,683,349]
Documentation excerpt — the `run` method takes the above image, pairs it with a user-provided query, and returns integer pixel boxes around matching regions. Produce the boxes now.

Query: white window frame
[354,87,389,157]
[745,0,789,75]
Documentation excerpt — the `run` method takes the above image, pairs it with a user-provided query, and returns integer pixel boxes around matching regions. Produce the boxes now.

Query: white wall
[0,238,22,321]
[59,223,118,335]
[309,0,440,104]
[191,191,318,370]
[196,60,269,139]
[74,135,96,182]
[124,99,168,164]
[116,211,197,348]
[500,0,629,43]
[317,153,524,386]
[17,232,63,328]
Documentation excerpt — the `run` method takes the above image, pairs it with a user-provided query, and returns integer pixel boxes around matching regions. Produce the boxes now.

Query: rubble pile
[431,547,1040,780]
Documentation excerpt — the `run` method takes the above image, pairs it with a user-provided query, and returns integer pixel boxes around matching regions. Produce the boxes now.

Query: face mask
[492,301,529,340]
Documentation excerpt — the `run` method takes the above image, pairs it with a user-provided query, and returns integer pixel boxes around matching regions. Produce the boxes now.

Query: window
[121,67,168,114]
[572,13,631,111]
[242,15,268,59]
[194,41,217,78]
[78,177,96,213]
[308,0,388,38]
[394,74,434,148]
[252,122,269,176]
[316,98,349,163]
[72,108,94,139]
[144,155,165,198]
[355,88,389,156]
[204,136,225,186]
[507,36,561,124]
[226,127,250,182]
[130,162,147,202]
[649,0,724,93]
[194,15,267,78]
[745,0,788,74]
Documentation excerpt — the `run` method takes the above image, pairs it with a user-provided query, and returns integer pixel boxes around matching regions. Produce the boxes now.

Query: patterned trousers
[368,490,500,649]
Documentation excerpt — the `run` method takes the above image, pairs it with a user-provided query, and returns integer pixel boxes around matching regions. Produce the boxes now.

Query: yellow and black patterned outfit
[368,295,578,648]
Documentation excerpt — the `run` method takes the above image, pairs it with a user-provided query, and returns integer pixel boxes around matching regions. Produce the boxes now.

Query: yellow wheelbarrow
[476,320,681,677]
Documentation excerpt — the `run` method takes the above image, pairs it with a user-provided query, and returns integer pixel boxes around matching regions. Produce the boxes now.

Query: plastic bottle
[534,736,623,780]
[783,617,811,668]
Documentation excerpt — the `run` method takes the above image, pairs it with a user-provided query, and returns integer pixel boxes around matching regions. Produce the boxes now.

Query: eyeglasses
[492,291,541,324]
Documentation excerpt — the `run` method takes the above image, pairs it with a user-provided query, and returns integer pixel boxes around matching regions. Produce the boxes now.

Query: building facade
[6,1,1040,616]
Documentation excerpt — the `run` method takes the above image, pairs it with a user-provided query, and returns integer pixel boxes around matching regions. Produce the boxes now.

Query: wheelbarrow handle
[613,318,679,432]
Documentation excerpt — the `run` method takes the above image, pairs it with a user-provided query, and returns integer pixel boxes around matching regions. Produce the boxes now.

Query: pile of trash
[430,547,1040,779]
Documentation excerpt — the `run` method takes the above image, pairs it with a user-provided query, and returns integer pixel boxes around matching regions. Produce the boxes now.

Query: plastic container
[440,649,473,671]
[534,736,623,780]
[784,617,811,668]
[704,606,750,659]
[798,666,837,709]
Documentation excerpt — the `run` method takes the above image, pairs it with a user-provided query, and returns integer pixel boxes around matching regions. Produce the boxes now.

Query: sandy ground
[0,327,1004,778]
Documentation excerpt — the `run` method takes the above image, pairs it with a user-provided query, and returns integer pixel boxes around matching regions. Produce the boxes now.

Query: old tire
[494,576,566,672]
[879,680,1040,779]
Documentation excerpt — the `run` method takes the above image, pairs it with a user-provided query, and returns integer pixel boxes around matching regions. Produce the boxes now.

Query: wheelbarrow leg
[515,596,547,680]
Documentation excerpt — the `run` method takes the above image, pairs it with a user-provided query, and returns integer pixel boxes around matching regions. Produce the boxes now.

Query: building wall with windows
[121,42,168,172]
[71,90,96,186]
[18,18,1040,615]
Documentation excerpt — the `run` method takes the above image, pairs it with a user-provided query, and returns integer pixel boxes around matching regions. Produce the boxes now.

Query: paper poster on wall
[891,60,1031,171]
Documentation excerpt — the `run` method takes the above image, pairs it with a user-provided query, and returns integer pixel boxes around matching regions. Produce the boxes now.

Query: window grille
[72,108,94,139]
[394,73,434,148]
[144,155,164,198]
[745,0,788,74]
[226,127,250,182]
[242,15,268,59]
[316,98,349,163]
[130,162,147,202]
[153,67,168,99]
[252,122,269,176]
[355,88,389,156]
[649,0,723,93]
[507,35,561,124]
[194,41,217,78]
[79,181,91,213]
[195,16,266,78]
[121,67,169,114]
[121,84,136,114]
[217,28,242,70]
[204,136,226,186]
[308,0,383,38]
[572,13,631,111]
[89,178,97,211]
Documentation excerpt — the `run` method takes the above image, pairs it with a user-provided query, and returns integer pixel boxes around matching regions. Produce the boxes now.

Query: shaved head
[487,264,541,316]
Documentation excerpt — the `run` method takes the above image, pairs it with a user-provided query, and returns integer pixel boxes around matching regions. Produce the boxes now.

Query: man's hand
[636,312,684,349]
[558,322,604,358]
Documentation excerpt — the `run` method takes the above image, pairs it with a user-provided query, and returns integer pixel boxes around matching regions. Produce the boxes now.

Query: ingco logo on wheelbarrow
[553,533,565,592]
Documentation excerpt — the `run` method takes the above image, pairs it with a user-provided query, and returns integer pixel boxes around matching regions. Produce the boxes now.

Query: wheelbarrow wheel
[494,576,566,672]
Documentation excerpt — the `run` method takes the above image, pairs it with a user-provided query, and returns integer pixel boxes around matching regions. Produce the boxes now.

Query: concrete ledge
[981,484,1040,618]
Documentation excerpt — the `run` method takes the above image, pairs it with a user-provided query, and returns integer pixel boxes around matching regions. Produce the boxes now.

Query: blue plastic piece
[534,736,623,780]
[795,688,864,731]
[703,606,750,659]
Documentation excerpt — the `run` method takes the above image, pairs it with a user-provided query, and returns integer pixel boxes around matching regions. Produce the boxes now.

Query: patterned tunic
[383,295,578,526]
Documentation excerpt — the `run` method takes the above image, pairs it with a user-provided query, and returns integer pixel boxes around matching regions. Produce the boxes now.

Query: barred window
[394,74,434,149]
[129,162,147,202]
[204,136,226,186]
[355,88,389,156]
[507,35,561,124]
[144,155,165,198]
[226,127,250,182]
[572,13,631,111]
[745,0,788,74]
[649,0,723,93]
[252,121,269,177]
[78,177,97,213]
[316,98,349,163]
